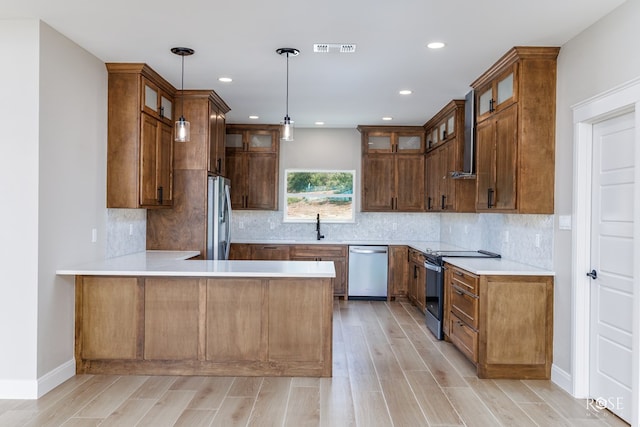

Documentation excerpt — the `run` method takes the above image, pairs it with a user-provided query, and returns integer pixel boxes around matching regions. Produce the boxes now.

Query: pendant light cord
[285,52,289,118]
[181,54,185,119]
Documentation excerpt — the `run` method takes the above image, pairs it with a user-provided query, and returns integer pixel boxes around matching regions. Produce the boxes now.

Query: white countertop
[443,257,555,276]
[56,250,336,278]
[232,240,555,276]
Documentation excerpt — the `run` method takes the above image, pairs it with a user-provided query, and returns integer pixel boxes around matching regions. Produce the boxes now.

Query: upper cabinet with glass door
[225,124,279,153]
[142,77,173,125]
[475,65,517,123]
[425,105,459,150]
[358,126,425,154]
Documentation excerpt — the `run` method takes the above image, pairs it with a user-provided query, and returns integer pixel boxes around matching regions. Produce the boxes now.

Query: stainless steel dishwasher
[348,246,388,299]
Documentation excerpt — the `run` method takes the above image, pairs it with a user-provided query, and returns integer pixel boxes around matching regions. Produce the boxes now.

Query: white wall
[37,22,108,391]
[552,0,640,380]
[0,20,108,398]
[0,19,40,397]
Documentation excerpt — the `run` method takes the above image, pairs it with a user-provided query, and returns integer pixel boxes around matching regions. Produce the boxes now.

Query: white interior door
[589,111,635,423]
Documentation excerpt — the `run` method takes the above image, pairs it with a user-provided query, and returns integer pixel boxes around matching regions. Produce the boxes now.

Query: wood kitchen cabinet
[225,124,280,210]
[146,90,230,257]
[444,263,554,379]
[358,126,426,212]
[407,248,426,312]
[290,245,348,298]
[424,100,475,212]
[471,46,559,214]
[106,63,176,208]
[387,245,409,300]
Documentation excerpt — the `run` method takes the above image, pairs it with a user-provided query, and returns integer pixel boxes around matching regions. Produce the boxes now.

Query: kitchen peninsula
[57,251,335,377]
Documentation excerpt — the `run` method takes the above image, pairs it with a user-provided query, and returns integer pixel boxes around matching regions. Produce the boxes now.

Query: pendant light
[276,47,299,141]
[171,47,194,142]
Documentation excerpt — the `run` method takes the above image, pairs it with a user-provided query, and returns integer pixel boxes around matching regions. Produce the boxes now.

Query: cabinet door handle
[217,158,222,173]
[441,195,446,210]
[489,99,495,113]
[159,106,165,118]
[454,271,463,277]
[487,188,494,208]
[442,130,447,139]
[157,186,163,204]
[427,196,432,210]
[454,288,464,296]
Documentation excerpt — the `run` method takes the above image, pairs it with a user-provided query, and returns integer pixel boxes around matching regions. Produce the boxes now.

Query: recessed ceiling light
[249,115,259,119]
[399,90,412,95]
[382,117,393,121]
[315,121,325,126]
[218,77,233,83]
[427,42,445,49]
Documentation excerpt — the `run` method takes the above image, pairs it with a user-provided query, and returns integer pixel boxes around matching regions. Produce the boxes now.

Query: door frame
[571,76,640,425]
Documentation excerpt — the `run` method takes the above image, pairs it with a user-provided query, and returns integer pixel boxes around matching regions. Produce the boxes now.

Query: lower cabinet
[407,248,426,312]
[444,263,554,379]
[290,245,347,298]
[387,245,408,299]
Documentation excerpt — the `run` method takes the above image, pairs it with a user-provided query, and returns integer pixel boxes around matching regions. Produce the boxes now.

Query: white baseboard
[0,358,75,399]
[551,363,573,395]
[37,358,76,398]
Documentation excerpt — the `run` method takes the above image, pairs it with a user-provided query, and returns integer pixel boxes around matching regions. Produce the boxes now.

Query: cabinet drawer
[449,265,479,296]
[291,245,346,258]
[450,285,479,329]
[250,245,290,260]
[449,312,478,364]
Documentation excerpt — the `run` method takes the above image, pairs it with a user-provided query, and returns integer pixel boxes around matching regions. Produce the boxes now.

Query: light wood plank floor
[0,300,630,427]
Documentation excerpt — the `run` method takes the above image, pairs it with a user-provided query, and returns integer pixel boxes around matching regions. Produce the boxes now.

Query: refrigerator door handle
[224,183,232,260]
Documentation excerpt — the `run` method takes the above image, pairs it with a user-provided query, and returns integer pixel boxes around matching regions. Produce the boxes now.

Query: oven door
[424,259,444,340]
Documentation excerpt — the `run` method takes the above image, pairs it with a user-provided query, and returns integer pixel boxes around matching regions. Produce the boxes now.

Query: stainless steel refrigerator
[207,175,232,260]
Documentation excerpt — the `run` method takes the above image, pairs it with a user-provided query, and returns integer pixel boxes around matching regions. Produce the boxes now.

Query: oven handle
[424,260,442,273]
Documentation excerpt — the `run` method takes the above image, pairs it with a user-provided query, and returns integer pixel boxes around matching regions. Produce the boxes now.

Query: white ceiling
[3,0,626,127]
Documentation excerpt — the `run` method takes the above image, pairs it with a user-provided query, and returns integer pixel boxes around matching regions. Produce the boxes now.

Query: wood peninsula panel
[206,279,267,361]
[144,278,201,360]
[75,274,333,377]
[77,277,140,360]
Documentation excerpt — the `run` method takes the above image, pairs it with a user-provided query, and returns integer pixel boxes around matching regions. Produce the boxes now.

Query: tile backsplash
[233,210,554,270]
[106,208,146,258]
[105,207,553,270]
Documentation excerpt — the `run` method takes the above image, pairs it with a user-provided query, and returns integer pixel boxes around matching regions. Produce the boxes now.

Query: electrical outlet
[503,230,509,243]
[269,221,275,230]
[464,225,469,234]
[392,222,397,231]
[91,228,97,243]
[535,234,541,248]
[239,221,244,229]
[129,224,134,236]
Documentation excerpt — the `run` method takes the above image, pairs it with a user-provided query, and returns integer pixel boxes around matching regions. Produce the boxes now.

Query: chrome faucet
[316,213,324,240]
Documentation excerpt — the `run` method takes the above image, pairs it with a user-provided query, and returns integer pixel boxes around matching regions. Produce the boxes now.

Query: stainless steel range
[424,249,501,340]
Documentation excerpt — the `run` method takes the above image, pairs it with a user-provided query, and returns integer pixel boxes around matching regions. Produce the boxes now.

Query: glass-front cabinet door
[476,64,517,122]
[160,95,172,121]
[366,134,393,153]
[397,133,424,153]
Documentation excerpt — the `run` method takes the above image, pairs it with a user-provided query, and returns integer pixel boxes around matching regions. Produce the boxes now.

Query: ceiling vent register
[313,43,357,53]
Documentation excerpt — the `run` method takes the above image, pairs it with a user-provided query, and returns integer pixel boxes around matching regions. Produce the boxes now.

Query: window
[284,169,355,223]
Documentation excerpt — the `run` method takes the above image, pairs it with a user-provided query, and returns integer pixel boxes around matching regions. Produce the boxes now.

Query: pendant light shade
[171,47,194,142]
[276,47,299,141]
